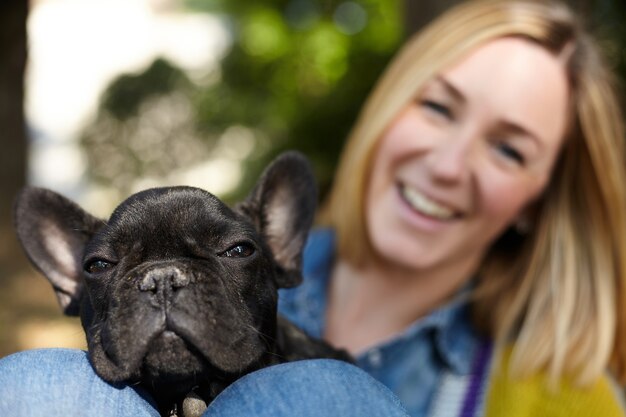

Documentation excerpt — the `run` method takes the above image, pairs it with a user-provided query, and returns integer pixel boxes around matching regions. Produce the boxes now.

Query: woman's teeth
[400,185,456,220]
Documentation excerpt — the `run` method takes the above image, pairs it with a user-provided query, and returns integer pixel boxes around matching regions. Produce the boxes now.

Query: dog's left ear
[236,151,317,288]
[14,187,104,315]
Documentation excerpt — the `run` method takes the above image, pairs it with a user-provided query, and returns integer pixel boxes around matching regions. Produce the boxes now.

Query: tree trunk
[0,0,29,277]
[404,0,464,37]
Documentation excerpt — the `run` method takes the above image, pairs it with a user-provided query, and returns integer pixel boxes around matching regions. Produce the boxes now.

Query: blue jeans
[0,349,409,416]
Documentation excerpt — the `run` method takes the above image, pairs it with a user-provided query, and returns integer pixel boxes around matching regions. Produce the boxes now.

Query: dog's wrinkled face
[82,188,280,383]
[14,152,316,392]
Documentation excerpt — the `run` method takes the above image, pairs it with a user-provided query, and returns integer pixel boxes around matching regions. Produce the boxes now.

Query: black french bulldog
[14,152,349,417]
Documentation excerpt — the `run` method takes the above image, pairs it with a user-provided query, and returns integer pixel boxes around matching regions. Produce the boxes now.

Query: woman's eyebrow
[434,75,466,103]
[499,120,542,147]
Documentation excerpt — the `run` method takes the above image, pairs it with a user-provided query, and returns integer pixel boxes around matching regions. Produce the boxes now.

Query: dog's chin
[141,330,209,382]
[89,328,210,388]
[90,327,267,386]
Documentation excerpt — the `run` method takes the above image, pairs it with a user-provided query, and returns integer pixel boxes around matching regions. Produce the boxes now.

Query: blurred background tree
[1,0,625,356]
[0,0,29,353]
[79,0,626,210]
[0,1,28,277]
[81,0,403,204]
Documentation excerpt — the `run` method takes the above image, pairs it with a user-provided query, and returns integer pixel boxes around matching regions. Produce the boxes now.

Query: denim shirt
[278,229,483,417]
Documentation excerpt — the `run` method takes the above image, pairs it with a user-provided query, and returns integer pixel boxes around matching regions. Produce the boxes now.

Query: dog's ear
[14,187,104,315]
[236,152,317,288]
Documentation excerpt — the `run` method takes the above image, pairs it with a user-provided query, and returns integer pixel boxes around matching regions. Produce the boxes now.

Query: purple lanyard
[460,340,493,417]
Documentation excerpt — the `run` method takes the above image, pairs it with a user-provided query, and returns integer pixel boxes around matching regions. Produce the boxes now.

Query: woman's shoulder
[483,348,626,417]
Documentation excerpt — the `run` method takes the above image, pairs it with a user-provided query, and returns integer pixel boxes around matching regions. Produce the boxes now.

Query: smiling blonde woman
[326,0,626,384]
[320,0,626,414]
[1,1,625,417]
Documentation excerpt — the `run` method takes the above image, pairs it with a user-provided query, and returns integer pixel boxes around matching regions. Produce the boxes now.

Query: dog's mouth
[161,311,269,374]
[88,308,269,386]
[140,329,210,383]
[161,329,183,340]
[90,323,214,387]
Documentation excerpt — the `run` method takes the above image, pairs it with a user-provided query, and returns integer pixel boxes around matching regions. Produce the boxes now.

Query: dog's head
[14,152,316,391]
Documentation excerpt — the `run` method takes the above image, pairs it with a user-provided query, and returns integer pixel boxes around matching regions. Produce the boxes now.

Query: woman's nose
[425,131,475,184]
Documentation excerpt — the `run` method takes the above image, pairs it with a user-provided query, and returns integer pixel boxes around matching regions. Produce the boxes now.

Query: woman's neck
[324,255,478,355]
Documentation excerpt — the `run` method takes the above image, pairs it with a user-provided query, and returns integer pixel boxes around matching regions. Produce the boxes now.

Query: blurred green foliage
[81,0,402,202]
[82,59,205,190]
[80,0,626,204]
[585,0,626,82]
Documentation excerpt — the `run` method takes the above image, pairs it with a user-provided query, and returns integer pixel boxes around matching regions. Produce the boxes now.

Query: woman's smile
[397,182,459,221]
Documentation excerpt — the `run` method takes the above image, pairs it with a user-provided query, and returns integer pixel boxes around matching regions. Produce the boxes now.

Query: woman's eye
[421,100,453,119]
[495,142,525,165]
[84,260,114,274]
[220,243,255,258]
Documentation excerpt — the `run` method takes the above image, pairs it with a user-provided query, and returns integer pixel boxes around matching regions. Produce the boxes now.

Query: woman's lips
[398,183,461,221]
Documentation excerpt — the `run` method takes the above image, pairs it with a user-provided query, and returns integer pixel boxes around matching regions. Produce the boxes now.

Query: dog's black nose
[139,266,190,293]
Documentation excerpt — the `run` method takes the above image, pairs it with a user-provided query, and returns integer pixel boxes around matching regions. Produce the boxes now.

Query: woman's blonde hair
[322,0,626,385]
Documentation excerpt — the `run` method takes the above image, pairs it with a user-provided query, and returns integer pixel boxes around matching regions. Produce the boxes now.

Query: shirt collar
[430,291,479,375]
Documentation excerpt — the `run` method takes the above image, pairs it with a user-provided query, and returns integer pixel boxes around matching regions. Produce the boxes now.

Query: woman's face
[366,37,569,274]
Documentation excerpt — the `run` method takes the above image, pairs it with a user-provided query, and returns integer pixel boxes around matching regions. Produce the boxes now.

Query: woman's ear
[513,201,541,236]
[514,213,531,235]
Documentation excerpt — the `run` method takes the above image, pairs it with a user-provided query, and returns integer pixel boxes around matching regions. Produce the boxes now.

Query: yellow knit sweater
[484,350,625,417]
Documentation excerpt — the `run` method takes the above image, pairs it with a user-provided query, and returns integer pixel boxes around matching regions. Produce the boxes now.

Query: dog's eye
[220,243,255,258]
[84,259,114,274]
